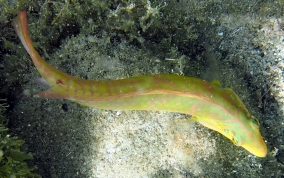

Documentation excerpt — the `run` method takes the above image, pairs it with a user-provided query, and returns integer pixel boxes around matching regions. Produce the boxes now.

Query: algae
[0,100,40,177]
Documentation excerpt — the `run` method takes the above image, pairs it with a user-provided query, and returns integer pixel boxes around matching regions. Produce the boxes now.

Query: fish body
[12,11,267,157]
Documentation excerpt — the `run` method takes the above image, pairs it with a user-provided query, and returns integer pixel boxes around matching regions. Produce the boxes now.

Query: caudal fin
[12,11,82,98]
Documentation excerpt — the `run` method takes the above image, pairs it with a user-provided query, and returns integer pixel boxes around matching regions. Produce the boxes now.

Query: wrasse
[12,10,267,157]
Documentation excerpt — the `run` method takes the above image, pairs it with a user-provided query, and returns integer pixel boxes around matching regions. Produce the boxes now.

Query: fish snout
[242,137,267,157]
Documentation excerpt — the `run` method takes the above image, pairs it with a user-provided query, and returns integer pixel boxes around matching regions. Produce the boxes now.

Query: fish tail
[12,11,76,98]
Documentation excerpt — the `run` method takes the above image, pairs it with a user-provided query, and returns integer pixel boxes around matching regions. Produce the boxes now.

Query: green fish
[12,10,267,157]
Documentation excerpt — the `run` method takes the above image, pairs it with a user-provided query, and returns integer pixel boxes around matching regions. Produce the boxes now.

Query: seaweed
[0,99,40,178]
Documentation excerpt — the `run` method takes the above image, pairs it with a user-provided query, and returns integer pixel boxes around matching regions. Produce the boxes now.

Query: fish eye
[252,116,260,127]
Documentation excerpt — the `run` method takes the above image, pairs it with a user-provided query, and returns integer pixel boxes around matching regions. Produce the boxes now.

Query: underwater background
[0,0,284,177]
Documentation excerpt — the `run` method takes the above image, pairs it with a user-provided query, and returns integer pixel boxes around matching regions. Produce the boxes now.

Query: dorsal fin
[224,88,249,114]
[211,80,250,116]
[211,80,222,88]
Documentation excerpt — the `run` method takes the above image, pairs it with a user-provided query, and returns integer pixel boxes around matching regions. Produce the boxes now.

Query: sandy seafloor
[1,0,284,177]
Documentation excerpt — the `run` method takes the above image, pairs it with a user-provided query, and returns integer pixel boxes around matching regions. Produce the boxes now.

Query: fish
[12,10,267,157]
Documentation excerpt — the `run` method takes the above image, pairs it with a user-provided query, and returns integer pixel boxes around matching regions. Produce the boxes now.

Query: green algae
[0,100,40,178]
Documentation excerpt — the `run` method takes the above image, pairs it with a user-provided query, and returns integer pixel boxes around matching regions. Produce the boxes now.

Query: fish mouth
[242,138,267,157]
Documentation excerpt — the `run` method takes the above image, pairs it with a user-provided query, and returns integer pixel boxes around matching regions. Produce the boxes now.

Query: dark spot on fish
[56,79,64,85]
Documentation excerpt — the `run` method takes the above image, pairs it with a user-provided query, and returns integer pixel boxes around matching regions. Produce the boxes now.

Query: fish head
[198,112,267,157]
[220,87,268,157]
[237,115,267,157]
